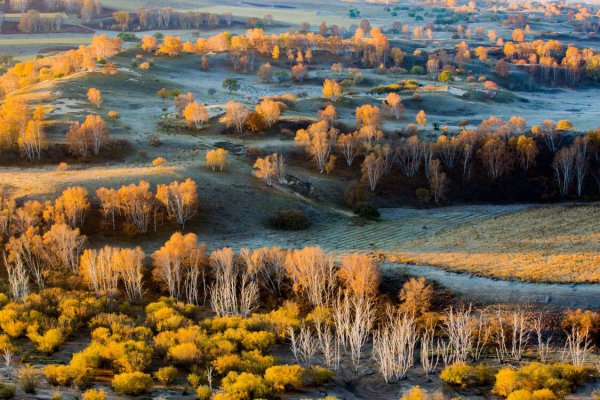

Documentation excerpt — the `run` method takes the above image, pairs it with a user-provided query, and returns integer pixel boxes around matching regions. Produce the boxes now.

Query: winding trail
[385,262,600,308]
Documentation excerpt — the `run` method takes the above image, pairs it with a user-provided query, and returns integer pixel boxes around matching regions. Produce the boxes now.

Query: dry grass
[389,205,600,283]
[0,164,179,200]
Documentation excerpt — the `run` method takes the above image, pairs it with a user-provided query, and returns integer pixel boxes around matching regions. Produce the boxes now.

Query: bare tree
[210,248,258,316]
[562,327,591,366]
[4,253,29,301]
[443,306,472,363]
[334,293,375,371]
[372,308,417,382]
[284,247,337,307]
[290,324,319,367]
[534,314,551,363]
[552,146,576,196]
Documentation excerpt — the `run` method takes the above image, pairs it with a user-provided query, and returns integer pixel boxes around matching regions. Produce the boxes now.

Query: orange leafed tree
[54,186,90,228]
[141,35,158,53]
[220,101,250,134]
[87,87,102,108]
[183,102,209,129]
[152,232,208,304]
[206,148,228,171]
[253,153,284,186]
[338,253,380,299]
[90,35,122,60]
[157,36,183,57]
[384,92,403,119]
[156,178,198,228]
[322,79,342,102]
[416,110,427,127]
[255,98,281,128]
[18,105,46,161]
[295,120,338,173]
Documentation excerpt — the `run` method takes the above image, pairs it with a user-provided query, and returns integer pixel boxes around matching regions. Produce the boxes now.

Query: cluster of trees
[497,37,600,85]
[0,35,121,97]
[289,104,600,201]
[17,9,64,33]
[97,178,199,233]
[121,8,224,31]
[0,97,46,161]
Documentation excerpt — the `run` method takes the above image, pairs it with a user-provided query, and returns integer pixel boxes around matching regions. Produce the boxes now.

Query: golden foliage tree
[183,102,209,129]
[322,79,342,102]
[205,148,229,171]
[156,178,198,228]
[87,88,102,108]
[152,232,208,304]
[295,120,338,173]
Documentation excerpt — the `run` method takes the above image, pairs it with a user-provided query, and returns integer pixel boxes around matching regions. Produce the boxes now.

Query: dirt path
[385,262,600,308]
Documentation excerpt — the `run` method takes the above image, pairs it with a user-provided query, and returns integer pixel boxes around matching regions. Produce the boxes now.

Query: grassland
[389,205,600,283]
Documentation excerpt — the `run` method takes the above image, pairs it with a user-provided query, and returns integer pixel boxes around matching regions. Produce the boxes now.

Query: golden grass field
[389,205,600,283]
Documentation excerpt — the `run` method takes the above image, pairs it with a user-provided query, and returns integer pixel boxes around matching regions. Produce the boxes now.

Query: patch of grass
[390,205,600,283]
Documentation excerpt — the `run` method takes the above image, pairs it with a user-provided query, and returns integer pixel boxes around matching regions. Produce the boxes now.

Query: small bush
[0,384,15,399]
[507,389,533,400]
[112,372,153,395]
[152,157,166,167]
[196,385,212,399]
[438,70,453,82]
[264,365,304,392]
[218,371,270,399]
[268,209,310,230]
[306,365,334,385]
[108,111,120,119]
[354,203,380,219]
[57,162,69,171]
[154,366,178,386]
[149,133,162,146]
[18,366,39,394]
[82,389,106,400]
[440,362,471,386]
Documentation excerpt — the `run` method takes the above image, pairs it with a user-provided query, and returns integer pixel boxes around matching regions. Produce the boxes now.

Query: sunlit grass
[390,205,600,283]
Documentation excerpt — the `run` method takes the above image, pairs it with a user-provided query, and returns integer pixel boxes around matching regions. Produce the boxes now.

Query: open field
[390,205,600,283]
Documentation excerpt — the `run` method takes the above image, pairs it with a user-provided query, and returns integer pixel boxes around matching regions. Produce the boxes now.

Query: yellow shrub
[196,385,212,400]
[532,389,557,400]
[264,365,304,392]
[111,372,153,395]
[218,371,270,400]
[167,342,201,365]
[154,366,178,386]
[241,331,275,351]
[27,327,64,354]
[401,386,427,400]
[494,368,518,397]
[440,362,471,386]
[82,389,106,400]
[507,390,532,400]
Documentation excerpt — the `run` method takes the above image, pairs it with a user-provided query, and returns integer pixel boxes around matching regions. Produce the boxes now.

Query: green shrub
[354,203,380,219]
[438,70,453,82]
[264,365,305,391]
[0,384,15,399]
[112,372,153,395]
[267,209,310,230]
[196,385,212,400]
[411,66,425,74]
[154,366,178,386]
